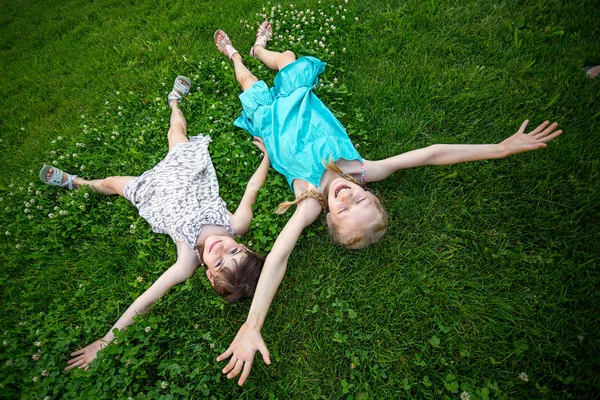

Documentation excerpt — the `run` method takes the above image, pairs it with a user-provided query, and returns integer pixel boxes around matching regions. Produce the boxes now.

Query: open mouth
[334,183,351,198]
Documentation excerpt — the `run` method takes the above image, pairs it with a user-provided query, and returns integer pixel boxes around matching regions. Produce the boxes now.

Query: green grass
[1,0,599,398]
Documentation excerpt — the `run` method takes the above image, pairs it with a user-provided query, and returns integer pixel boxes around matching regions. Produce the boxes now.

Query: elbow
[426,144,444,165]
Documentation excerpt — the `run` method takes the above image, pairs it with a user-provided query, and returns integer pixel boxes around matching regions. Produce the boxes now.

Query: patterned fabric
[123,135,233,248]
[234,56,362,190]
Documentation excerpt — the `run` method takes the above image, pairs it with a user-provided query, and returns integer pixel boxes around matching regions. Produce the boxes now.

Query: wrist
[496,143,510,158]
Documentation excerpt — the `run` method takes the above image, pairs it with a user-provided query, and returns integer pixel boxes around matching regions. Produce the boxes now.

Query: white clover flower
[161,381,168,389]
[129,91,133,95]
[28,215,33,219]
[5,360,12,366]
[42,370,49,377]
[460,392,470,400]
[57,136,63,140]
[518,372,529,382]
[32,353,41,361]
[35,341,42,347]
[2,340,7,346]
[137,276,143,282]
[80,165,85,171]
[81,115,85,119]
[155,97,161,101]
[355,17,359,21]
[32,376,39,382]
[21,126,25,131]
[44,396,51,400]
[48,213,55,218]
[54,206,59,211]
[145,326,151,333]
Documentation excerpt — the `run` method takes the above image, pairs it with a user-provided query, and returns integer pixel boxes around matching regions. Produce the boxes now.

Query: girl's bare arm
[217,197,323,385]
[65,242,199,371]
[364,120,562,183]
[229,137,271,234]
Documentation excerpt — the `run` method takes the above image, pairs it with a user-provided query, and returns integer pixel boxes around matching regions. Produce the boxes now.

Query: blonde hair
[276,158,389,249]
[275,189,326,214]
[329,197,388,249]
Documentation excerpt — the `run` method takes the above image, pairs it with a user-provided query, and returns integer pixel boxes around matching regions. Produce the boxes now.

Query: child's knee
[283,50,296,60]
[168,126,186,141]
[239,72,258,90]
[277,51,296,69]
[103,177,119,192]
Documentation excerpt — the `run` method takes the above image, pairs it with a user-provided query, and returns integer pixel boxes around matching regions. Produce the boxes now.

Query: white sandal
[39,165,77,190]
[168,76,192,103]
[214,30,239,60]
[250,21,272,57]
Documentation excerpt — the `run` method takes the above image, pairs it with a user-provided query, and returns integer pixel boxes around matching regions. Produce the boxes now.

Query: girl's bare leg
[252,47,296,71]
[167,78,190,150]
[167,97,189,150]
[230,53,259,92]
[44,169,135,196]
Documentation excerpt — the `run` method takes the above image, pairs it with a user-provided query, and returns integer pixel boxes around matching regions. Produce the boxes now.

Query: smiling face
[326,178,388,249]
[202,236,248,286]
[327,178,380,227]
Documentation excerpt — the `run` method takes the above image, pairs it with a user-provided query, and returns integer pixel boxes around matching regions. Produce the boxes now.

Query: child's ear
[205,269,215,286]
[370,193,380,203]
[326,212,332,227]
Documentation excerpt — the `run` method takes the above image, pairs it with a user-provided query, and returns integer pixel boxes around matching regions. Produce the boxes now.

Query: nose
[213,241,225,255]
[339,188,353,202]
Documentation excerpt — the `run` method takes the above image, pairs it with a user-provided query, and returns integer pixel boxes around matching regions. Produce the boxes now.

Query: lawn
[0,0,598,398]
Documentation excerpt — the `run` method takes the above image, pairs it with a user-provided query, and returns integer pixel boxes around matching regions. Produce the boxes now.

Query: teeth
[335,186,350,197]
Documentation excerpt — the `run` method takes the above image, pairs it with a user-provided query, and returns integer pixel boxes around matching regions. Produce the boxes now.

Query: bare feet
[250,21,272,57]
[214,30,239,60]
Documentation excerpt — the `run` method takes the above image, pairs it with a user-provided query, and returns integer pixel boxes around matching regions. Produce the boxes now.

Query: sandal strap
[169,76,191,101]
[39,165,77,190]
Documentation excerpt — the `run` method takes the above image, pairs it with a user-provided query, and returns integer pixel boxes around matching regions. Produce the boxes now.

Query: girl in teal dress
[213,22,563,385]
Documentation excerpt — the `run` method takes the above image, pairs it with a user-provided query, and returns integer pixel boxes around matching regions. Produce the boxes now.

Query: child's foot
[584,65,600,79]
[39,165,78,190]
[214,30,239,60]
[250,21,272,58]
[168,76,192,106]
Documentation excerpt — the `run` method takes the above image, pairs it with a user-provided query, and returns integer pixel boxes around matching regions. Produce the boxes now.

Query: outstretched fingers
[222,355,238,375]
[228,359,245,379]
[533,122,559,138]
[216,347,232,363]
[239,362,254,386]
[540,129,563,143]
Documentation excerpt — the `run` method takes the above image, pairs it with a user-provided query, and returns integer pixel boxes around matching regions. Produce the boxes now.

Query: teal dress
[234,56,362,190]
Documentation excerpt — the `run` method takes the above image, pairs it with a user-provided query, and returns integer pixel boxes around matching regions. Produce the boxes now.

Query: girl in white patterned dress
[40,77,270,372]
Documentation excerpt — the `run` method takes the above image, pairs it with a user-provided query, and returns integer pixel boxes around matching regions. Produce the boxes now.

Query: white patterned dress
[123,135,234,248]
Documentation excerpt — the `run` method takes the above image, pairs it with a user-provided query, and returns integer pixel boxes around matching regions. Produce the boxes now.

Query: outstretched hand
[500,120,563,156]
[216,322,271,386]
[64,339,107,372]
[252,136,268,156]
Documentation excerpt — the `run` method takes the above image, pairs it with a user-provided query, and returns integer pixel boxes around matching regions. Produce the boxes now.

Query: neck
[319,169,342,197]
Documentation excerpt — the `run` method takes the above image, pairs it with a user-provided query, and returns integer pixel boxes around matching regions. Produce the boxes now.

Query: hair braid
[276,189,326,214]
[323,157,362,187]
